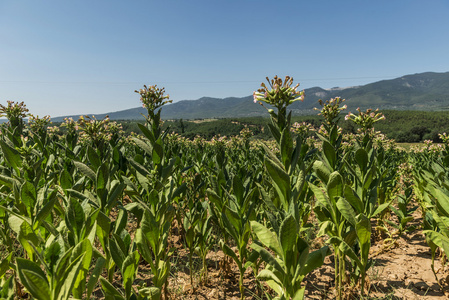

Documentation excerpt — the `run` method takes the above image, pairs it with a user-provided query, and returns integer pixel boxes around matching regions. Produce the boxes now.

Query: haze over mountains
[53,71,449,121]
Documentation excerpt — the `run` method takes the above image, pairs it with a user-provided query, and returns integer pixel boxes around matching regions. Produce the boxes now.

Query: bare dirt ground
[92,204,449,299]
[159,208,449,300]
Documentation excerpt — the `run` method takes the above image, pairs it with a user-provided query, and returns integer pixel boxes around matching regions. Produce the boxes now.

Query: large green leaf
[251,243,285,276]
[279,215,298,258]
[257,269,282,289]
[123,250,140,299]
[0,253,12,279]
[265,157,290,210]
[0,140,22,175]
[344,186,364,214]
[313,160,331,184]
[301,246,329,276]
[152,139,163,165]
[86,257,106,298]
[87,146,101,171]
[60,169,73,190]
[356,214,371,264]
[355,148,368,172]
[336,197,356,226]
[132,137,153,156]
[73,161,96,183]
[72,239,93,299]
[66,198,85,244]
[35,190,57,228]
[309,183,333,216]
[327,172,344,202]
[431,186,449,217]
[371,201,391,218]
[54,252,85,300]
[250,221,282,255]
[18,221,40,260]
[280,128,293,169]
[322,141,336,170]
[16,258,50,300]
[21,181,36,217]
[99,276,125,300]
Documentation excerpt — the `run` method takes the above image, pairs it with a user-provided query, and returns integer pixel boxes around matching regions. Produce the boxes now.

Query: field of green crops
[2,78,449,300]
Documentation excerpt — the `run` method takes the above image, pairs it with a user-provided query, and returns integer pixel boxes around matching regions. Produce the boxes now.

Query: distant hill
[52,71,449,121]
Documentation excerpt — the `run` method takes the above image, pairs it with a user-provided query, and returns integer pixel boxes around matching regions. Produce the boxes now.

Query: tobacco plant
[252,76,328,299]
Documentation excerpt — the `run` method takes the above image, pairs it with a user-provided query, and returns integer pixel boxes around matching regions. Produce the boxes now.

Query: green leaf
[35,190,57,227]
[0,252,12,279]
[123,250,140,299]
[0,140,22,175]
[66,198,85,243]
[251,243,285,276]
[99,276,125,300]
[96,164,108,199]
[322,141,336,170]
[232,175,244,205]
[280,128,293,169]
[152,140,163,165]
[18,221,40,260]
[371,202,391,218]
[220,241,241,266]
[73,161,96,183]
[60,169,73,190]
[257,269,282,287]
[72,239,93,299]
[327,172,344,202]
[96,211,111,253]
[106,182,126,212]
[339,240,362,269]
[356,214,371,264]
[265,157,290,210]
[87,146,101,171]
[21,181,36,217]
[110,236,125,273]
[355,148,368,172]
[279,215,298,258]
[301,246,329,276]
[86,257,106,298]
[55,252,85,300]
[137,123,155,144]
[138,287,161,300]
[344,186,364,214]
[250,221,282,255]
[309,183,332,215]
[132,137,153,156]
[313,160,331,184]
[431,186,449,217]
[336,197,356,226]
[16,258,50,300]
[292,288,306,300]
[128,158,151,177]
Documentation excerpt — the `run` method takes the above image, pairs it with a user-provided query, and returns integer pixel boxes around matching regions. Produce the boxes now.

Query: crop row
[0,78,448,300]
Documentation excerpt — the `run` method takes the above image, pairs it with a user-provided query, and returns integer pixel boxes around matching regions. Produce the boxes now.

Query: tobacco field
[2,77,449,300]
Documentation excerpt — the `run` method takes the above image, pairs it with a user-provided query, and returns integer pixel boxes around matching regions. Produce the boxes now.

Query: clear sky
[1,0,448,117]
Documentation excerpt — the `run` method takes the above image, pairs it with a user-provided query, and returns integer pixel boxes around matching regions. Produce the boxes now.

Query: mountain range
[52,71,449,121]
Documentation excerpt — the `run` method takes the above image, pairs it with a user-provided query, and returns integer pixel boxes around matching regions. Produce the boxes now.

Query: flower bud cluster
[345,108,385,132]
[61,117,79,132]
[135,85,173,114]
[252,76,304,110]
[439,132,449,144]
[0,101,29,119]
[314,97,347,126]
[77,115,122,144]
[291,122,314,138]
[28,114,52,134]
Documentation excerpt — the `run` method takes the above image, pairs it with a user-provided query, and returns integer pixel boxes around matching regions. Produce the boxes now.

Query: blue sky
[1,0,448,117]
